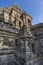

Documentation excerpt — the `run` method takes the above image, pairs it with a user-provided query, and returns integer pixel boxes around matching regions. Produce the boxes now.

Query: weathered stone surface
[0,4,43,65]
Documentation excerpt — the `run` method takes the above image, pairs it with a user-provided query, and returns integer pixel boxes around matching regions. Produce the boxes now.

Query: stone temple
[0,4,43,65]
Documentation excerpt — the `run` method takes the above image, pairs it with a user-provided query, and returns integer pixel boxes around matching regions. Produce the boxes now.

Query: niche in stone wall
[19,21,21,28]
[28,19,31,26]
[4,13,9,23]
[2,38,15,49]
[32,43,35,53]
[12,18,16,28]
[0,20,3,27]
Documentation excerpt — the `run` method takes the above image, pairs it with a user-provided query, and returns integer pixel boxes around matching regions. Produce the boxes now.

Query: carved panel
[4,13,9,22]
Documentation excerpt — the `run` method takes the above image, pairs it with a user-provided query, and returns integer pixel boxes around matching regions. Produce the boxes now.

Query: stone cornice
[31,23,43,30]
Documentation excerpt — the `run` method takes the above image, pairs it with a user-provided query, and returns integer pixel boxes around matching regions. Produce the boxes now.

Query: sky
[0,0,43,25]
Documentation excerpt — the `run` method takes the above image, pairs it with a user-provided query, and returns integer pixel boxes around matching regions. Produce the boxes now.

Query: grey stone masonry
[0,4,43,65]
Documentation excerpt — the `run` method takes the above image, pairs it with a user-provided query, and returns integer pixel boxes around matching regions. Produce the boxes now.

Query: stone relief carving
[3,38,15,49]
[0,37,15,49]
[0,4,43,65]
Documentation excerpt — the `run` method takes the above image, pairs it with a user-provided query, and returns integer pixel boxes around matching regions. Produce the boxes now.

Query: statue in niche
[3,38,15,49]
[11,17,16,29]
[0,20,4,27]
[2,38,9,49]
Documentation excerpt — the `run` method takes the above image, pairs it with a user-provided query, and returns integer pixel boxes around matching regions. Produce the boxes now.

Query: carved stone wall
[0,4,32,30]
[0,4,43,65]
